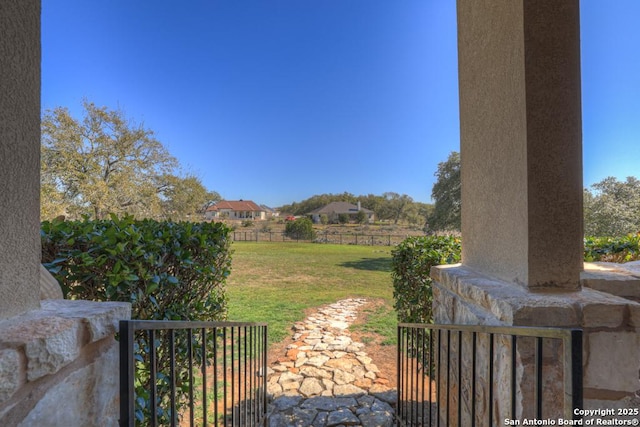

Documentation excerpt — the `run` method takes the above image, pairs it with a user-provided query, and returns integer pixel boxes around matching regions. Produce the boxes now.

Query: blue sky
[42,1,639,208]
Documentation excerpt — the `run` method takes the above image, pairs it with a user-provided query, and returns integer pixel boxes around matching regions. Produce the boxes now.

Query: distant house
[308,201,375,224]
[204,200,266,221]
[260,205,279,218]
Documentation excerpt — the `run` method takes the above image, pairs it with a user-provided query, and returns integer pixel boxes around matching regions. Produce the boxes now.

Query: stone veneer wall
[0,300,131,427]
[432,264,640,423]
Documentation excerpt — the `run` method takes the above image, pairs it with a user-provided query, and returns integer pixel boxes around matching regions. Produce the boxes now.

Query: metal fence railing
[232,230,415,246]
[397,323,583,426]
[119,320,268,427]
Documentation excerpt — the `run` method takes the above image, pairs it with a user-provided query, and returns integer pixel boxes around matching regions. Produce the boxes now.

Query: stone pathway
[266,298,397,427]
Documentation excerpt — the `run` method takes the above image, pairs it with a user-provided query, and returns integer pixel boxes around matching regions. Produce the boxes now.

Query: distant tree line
[41,100,221,221]
[279,192,434,227]
[427,150,640,237]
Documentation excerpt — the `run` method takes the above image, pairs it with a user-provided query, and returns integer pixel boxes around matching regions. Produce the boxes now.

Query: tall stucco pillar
[0,3,132,425]
[430,0,640,418]
[458,0,583,290]
[0,0,41,319]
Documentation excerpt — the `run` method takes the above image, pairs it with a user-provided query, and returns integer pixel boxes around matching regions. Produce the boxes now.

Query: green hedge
[584,234,640,263]
[41,215,232,321]
[392,233,639,325]
[42,216,233,423]
[391,235,461,324]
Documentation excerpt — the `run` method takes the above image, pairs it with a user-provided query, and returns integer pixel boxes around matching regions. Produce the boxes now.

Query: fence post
[119,320,135,427]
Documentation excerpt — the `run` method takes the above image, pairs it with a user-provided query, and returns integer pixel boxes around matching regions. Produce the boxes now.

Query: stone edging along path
[266,298,397,427]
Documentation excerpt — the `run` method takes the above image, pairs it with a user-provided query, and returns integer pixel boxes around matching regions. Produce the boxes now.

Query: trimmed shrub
[391,235,461,324]
[41,216,232,423]
[584,233,640,263]
[284,217,316,240]
[392,233,639,327]
[41,215,232,321]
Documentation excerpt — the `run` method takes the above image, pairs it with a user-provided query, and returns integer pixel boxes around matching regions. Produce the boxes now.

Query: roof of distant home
[308,201,374,215]
[207,200,264,212]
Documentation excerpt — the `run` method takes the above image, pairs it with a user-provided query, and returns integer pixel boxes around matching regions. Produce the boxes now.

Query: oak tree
[41,101,218,221]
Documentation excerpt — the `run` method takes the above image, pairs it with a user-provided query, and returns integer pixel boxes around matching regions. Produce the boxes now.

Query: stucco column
[458,0,583,290]
[430,0,640,416]
[0,0,41,319]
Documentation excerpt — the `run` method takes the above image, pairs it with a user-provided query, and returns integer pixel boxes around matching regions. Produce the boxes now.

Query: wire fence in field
[231,230,417,246]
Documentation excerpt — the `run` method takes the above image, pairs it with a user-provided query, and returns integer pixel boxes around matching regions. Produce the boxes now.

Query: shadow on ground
[268,391,397,427]
[339,257,392,272]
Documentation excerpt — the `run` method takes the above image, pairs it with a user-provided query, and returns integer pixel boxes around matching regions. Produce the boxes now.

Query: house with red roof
[204,200,266,221]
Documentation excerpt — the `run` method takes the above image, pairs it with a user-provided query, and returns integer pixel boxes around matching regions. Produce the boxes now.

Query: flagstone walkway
[266,298,397,427]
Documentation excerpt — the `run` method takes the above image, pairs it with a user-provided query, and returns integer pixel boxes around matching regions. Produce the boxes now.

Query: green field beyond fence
[226,242,397,346]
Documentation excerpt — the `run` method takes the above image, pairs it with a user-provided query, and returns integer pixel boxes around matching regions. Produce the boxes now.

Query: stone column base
[431,264,640,416]
[0,299,131,426]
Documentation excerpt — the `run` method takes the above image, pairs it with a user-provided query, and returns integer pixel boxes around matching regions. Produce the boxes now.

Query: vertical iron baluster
[400,326,404,423]
[212,327,220,427]
[436,328,441,427]
[420,328,429,425]
[396,326,402,423]
[263,326,268,423]
[488,333,494,427]
[202,328,208,427]
[244,326,248,426]
[535,337,543,419]
[248,326,253,427]
[188,329,195,427]
[223,327,228,427]
[446,330,450,427]
[410,326,415,424]
[232,326,237,426]
[511,335,517,420]
[169,330,176,427]
[119,321,135,427]
[471,332,477,427]
[428,329,435,427]
[150,330,157,427]
[458,330,462,427]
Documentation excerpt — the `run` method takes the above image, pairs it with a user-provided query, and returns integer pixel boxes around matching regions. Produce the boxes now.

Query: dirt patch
[348,299,397,385]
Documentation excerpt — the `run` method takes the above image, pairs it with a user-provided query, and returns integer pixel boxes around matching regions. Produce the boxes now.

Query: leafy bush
[391,235,461,324]
[41,215,232,320]
[284,217,316,240]
[241,219,254,228]
[320,214,329,225]
[41,215,232,423]
[584,234,640,263]
[338,213,350,224]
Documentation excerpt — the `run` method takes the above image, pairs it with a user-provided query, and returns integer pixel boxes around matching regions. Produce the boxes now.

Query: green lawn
[226,242,397,345]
